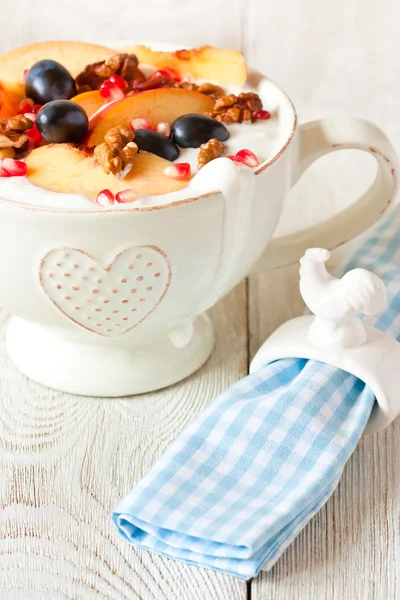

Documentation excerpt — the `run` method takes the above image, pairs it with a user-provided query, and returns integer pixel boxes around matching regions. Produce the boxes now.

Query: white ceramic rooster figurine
[299,248,388,348]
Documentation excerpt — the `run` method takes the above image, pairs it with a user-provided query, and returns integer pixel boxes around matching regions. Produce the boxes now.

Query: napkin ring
[250,248,400,434]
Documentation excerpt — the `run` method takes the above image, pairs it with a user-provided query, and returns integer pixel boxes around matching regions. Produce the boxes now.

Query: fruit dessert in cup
[0,41,396,396]
[0,41,283,210]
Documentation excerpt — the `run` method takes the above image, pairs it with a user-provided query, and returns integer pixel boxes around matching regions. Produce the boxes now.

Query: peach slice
[71,90,105,118]
[87,88,215,147]
[0,41,115,81]
[25,144,189,198]
[0,77,25,118]
[120,44,247,86]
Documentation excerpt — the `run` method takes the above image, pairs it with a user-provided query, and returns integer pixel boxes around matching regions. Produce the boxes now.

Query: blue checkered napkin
[113,205,400,580]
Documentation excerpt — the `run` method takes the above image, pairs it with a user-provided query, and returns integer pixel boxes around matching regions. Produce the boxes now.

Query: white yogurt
[0,73,295,210]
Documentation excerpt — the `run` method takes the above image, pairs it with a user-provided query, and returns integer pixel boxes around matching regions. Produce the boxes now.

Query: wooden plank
[248,267,399,599]
[0,283,248,599]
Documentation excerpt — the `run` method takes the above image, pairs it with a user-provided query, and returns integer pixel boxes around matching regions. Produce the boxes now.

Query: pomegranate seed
[130,117,152,131]
[1,159,27,177]
[0,164,11,177]
[253,109,271,121]
[115,189,140,203]
[155,68,181,82]
[96,189,115,207]
[235,149,260,167]
[108,73,128,91]
[23,69,29,82]
[18,98,34,114]
[33,104,43,114]
[156,121,170,136]
[99,79,125,102]
[99,80,111,95]
[26,124,43,148]
[24,112,37,123]
[164,163,191,180]
[227,155,246,164]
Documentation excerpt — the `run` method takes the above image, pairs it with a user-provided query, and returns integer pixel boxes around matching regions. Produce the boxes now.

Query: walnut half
[197,82,225,100]
[0,115,33,153]
[205,92,263,123]
[94,126,138,177]
[197,138,225,169]
[75,53,144,92]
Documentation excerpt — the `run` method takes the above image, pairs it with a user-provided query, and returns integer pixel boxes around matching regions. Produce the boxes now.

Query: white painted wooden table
[0,1,399,597]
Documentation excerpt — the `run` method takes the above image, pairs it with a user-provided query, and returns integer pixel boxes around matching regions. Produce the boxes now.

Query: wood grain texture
[0,284,248,599]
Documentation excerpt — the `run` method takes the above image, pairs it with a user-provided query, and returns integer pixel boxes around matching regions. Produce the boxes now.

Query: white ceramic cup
[1,65,397,396]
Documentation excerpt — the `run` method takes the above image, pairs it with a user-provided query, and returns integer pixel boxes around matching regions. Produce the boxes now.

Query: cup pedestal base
[6,314,215,397]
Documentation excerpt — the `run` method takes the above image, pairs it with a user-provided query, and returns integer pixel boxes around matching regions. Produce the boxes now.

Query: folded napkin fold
[113,205,400,579]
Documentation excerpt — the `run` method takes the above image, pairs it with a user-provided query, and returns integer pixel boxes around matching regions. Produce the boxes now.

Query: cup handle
[251,117,398,272]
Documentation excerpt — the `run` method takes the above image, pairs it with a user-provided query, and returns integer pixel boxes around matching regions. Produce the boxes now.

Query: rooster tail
[341,269,388,315]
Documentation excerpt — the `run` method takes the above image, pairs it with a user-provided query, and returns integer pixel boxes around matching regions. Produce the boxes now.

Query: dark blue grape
[25,60,77,104]
[36,101,88,144]
[133,129,180,161]
[170,114,229,148]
